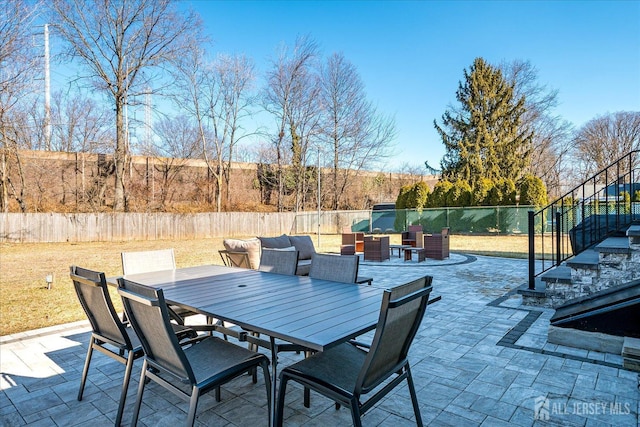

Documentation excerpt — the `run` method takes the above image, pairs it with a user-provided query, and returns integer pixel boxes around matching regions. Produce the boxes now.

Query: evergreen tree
[434,58,533,188]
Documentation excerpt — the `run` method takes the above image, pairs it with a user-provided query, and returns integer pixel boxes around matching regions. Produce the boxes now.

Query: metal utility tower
[44,24,51,150]
[144,89,152,150]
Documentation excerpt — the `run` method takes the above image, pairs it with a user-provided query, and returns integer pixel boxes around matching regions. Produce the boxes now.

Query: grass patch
[0,233,533,336]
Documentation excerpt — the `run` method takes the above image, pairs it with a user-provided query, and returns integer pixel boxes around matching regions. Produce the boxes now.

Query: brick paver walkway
[1,253,638,426]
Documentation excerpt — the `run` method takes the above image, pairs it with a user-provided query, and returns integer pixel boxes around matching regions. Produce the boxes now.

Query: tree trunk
[113,97,126,211]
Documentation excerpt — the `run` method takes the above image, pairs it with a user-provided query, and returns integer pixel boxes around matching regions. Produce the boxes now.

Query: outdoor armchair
[423,227,450,260]
[402,225,424,248]
[363,235,390,262]
[341,229,365,253]
[117,278,272,427]
[275,275,433,427]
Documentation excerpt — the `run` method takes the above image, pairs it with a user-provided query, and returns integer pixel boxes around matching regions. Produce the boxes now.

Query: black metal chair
[117,278,271,427]
[309,253,359,283]
[258,248,299,275]
[70,266,195,426]
[275,276,433,427]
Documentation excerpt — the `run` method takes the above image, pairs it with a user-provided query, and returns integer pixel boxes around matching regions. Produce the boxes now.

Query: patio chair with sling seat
[258,248,299,275]
[117,278,272,427]
[275,275,433,427]
[70,266,196,427]
[121,249,212,328]
[308,253,360,284]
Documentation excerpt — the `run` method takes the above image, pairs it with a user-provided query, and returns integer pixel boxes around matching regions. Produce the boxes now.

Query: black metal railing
[528,150,640,289]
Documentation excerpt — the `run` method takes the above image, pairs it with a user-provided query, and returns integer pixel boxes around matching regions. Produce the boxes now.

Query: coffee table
[404,247,426,262]
[389,244,412,258]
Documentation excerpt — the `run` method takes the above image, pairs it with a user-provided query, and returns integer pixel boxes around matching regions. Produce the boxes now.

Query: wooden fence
[0,211,372,243]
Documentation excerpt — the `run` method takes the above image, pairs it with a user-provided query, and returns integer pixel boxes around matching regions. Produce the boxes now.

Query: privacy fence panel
[1,207,531,243]
[1,212,297,243]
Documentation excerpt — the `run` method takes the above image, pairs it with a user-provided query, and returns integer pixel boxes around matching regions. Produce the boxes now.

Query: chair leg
[303,387,311,408]
[131,361,148,427]
[249,331,259,383]
[303,350,312,407]
[405,365,423,427]
[115,350,135,426]
[77,338,95,400]
[186,387,200,427]
[274,373,288,427]
[349,397,363,427]
[215,386,221,402]
[261,361,272,418]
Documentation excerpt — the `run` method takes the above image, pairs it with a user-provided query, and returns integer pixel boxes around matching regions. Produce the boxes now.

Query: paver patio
[1,253,638,426]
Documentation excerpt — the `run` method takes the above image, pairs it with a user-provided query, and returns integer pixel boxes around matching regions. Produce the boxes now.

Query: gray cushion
[258,234,292,249]
[288,235,316,260]
[223,238,261,269]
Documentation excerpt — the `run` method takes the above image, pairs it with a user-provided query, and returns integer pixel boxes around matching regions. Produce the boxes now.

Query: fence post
[528,210,535,290]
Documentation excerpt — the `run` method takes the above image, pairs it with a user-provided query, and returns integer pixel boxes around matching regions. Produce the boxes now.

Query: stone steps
[524,223,640,308]
[595,236,630,254]
[565,249,599,270]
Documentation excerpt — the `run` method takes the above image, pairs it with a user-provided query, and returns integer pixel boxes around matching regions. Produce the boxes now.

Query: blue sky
[184,0,640,171]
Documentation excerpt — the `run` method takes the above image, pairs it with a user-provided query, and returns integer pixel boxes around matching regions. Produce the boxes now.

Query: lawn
[0,233,531,336]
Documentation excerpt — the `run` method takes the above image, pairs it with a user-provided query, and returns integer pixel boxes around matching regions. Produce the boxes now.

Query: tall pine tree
[434,58,532,188]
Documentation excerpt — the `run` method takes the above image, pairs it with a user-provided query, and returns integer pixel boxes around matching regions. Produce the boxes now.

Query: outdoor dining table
[109,264,385,425]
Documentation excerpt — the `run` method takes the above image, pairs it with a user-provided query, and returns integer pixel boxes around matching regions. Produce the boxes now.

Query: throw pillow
[288,235,316,260]
[223,238,261,269]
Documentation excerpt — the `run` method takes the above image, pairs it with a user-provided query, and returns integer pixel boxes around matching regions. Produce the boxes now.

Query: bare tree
[211,54,257,209]
[263,35,320,212]
[171,44,256,211]
[150,114,199,208]
[286,62,322,212]
[501,60,572,197]
[0,0,41,212]
[50,90,112,152]
[319,52,396,210]
[48,0,202,211]
[572,111,640,180]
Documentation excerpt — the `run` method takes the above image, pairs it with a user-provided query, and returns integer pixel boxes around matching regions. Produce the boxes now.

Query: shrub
[518,175,548,207]
[395,185,412,209]
[473,178,494,205]
[487,178,516,206]
[446,179,472,207]
[428,180,453,208]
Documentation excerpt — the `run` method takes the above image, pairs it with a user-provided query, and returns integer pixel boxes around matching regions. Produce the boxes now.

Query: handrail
[528,150,640,289]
